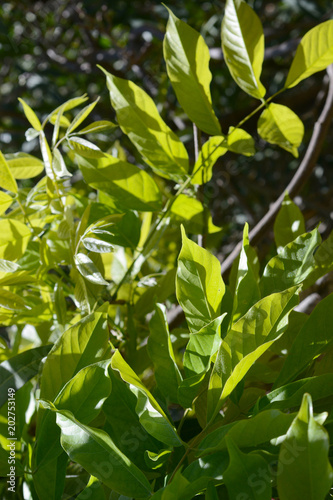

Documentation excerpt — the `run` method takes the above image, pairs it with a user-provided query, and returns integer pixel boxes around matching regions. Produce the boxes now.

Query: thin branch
[220,64,333,277]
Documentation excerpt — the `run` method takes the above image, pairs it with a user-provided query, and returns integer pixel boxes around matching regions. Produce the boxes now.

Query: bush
[1,2,333,499]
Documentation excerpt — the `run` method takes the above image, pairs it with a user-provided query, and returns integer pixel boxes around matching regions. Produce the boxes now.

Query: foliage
[0,2,333,499]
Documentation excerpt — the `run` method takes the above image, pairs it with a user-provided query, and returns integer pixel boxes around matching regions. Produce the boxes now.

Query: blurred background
[1,0,333,263]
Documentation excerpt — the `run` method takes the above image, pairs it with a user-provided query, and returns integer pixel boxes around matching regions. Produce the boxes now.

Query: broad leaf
[257,103,304,157]
[170,194,221,234]
[163,7,221,136]
[274,293,333,388]
[82,237,114,253]
[32,452,68,500]
[78,154,162,212]
[99,67,189,181]
[274,193,305,249]
[0,288,27,310]
[5,152,44,179]
[277,394,333,499]
[76,476,105,500]
[176,226,225,332]
[222,0,266,99]
[207,286,299,422]
[0,345,52,408]
[260,228,321,296]
[285,20,333,89]
[0,192,13,216]
[42,404,152,498]
[224,438,272,500]
[74,252,109,285]
[0,151,18,193]
[0,219,31,261]
[147,303,183,403]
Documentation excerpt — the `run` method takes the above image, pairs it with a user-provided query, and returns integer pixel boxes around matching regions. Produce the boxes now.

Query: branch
[221,64,333,276]
[167,65,333,330]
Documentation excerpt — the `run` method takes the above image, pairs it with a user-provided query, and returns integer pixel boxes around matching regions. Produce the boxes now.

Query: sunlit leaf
[274,193,305,249]
[0,219,31,261]
[0,151,18,193]
[18,97,42,131]
[5,152,44,179]
[74,253,109,285]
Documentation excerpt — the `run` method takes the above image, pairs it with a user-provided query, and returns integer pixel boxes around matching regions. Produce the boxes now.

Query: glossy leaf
[274,293,333,388]
[18,97,42,130]
[170,194,222,234]
[0,191,13,215]
[277,394,333,499]
[222,0,266,99]
[99,66,189,181]
[163,7,221,136]
[285,20,333,89]
[82,237,114,253]
[147,303,183,403]
[260,228,321,296]
[0,151,18,193]
[69,136,105,158]
[43,405,153,498]
[5,152,44,179]
[224,437,272,500]
[78,154,162,212]
[274,193,305,249]
[74,252,109,285]
[191,135,227,185]
[53,148,72,178]
[0,345,52,408]
[76,476,106,500]
[176,226,225,332]
[67,97,100,134]
[207,286,299,422]
[77,120,117,134]
[257,103,304,157]
[0,219,31,261]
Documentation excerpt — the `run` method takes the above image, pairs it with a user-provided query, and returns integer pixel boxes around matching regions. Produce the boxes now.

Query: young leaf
[163,6,221,136]
[53,148,72,178]
[176,226,225,332]
[0,219,31,261]
[67,97,100,135]
[0,288,27,310]
[5,152,44,179]
[277,394,333,500]
[69,136,105,158]
[82,237,114,254]
[222,0,266,99]
[49,113,71,128]
[44,405,153,498]
[0,151,18,193]
[18,97,42,131]
[147,303,183,403]
[260,228,321,296]
[257,103,304,157]
[74,253,109,286]
[0,191,13,215]
[76,120,117,135]
[207,286,299,422]
[274,293,333,388]
[274,193,305,249]
[77,154,162,212]
[285,20,333,89]
[99,67,189,181]
[224,437,272,500]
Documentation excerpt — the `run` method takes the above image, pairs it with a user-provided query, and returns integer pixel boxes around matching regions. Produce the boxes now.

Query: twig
[220,64,333,277]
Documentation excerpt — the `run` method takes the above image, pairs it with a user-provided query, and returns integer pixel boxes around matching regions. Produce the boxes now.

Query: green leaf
[0,151,18,193]
[40,308,109,401]
[226,126,255,156]
[176,226,225,332]
[76,476,106,500]
[207,286,299,422]
[0,345,52,408]
[78,154,162,212]
[224,437,272,500]
[261,228,321,296]
[303,230,333,288]
[257,103,304,157]
[49,113,71,128]
[0,219,31,261]
[111,350,182,447]
[99,67,189,181]
[69,136,105,158]
[170,194,221,234]
[0,259,20,273]
[191,136,227,185]
[222,0,266,99]
[67,97,100,135]
[82,237,114,253]
[0,288,27,310]
[231,223,260,323]
[145,449,172,470]
[32,452,68,500]
[147,303,183,403]
[77,120,117,134]
[285,20,333,89]
[5,152,44,179]
[53,148,72,178]
[163,7,221,136]
[277,394,333,499]
[74,253,109,286]
[274,193,306,249]
[198,409,295,455]
[205,482,219,500]
[45,405,152,498]
[0,192,13,215]
[274,294,333,388]
[18,97,42,131]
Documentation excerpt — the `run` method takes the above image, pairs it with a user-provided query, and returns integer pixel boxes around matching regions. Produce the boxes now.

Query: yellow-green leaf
[0,151,18,193]
[222,0,266,99]
[258,103,304,157]
[0,192,13,216]
[18,98,42,131]
[285,20,333,89]
[163,6,221,136]
[6,153,44,179]
[0,219,31,261]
